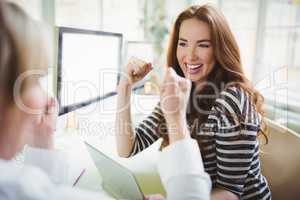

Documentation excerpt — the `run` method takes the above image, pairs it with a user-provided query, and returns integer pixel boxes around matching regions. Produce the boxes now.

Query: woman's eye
[178,42,187,47]
[199,44,210,48]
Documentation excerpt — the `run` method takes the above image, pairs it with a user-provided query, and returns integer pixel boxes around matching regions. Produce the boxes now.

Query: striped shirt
[129,86,271,200]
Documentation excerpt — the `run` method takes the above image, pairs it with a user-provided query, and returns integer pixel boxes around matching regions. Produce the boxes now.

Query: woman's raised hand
[122,57,152,85]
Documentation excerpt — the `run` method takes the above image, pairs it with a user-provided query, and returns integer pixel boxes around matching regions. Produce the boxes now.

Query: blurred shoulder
[215,85,246,116]
[215,85,261,126]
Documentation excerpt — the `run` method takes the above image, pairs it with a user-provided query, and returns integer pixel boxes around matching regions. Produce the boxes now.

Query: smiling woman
[116,4,272,200]
[164,5,271,199]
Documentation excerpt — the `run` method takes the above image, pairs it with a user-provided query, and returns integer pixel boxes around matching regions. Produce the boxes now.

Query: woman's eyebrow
[197,39,211,43]
[178,38,211,43]
[179,38,188,42]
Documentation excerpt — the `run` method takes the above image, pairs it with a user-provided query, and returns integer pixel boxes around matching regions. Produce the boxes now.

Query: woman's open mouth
[186,63,204,75]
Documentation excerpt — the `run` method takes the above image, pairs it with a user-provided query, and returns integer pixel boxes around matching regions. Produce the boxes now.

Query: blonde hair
[0,1,52,106]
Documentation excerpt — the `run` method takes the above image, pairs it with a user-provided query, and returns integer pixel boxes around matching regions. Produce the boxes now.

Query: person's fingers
[138,62,153,78]
[125,60,136,79]
[133,57,148,68]
[135,60,146,68]
[163,67,175,85]
[161,67,182,98]
[165,67,191,93]
[167,67,181,82]
[129,59,139,76]
[127,57,138,75]
[145,62,153,73]
[39,97,58,136]
[53,98,59,114]
[178,77,191,93]
[142,62,153,75]
[168,67,177,77]
[160,82,180,104]
[160,84,166,95]
[46,97,58,115]
[129,57,148,75]
[165,67,173,77]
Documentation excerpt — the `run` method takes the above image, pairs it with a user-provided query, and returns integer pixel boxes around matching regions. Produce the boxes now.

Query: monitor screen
[57,27,122,114]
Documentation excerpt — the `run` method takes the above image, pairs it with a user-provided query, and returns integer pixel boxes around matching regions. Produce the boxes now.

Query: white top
[158,139,211,200]
[0,139,211,200]
[0,147,99,200]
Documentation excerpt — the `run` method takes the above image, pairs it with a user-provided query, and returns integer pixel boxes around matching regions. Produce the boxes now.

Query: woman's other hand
[121,57,152,86]
[160,67,191,124]
[160,67,191,143]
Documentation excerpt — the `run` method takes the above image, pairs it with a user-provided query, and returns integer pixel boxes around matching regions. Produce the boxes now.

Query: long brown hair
[161,5,267,148]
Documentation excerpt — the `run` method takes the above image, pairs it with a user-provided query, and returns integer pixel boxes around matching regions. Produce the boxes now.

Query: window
[102,0,144,40]
[258,0,300,133]
[293,28,300,68]
[221,0,259,80]
[55,0,101,30]
[192,0,219,6]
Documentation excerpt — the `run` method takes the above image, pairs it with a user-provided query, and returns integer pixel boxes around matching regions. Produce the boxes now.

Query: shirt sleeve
[214,87,260,197]
[24,146,69,185]
[129,103,166,157]
[158,139,211,200]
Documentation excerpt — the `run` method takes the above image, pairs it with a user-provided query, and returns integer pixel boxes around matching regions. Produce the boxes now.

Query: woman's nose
[187,47,198,61]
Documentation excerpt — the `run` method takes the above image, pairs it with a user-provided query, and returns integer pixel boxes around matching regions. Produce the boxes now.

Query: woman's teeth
[186,64,203,74]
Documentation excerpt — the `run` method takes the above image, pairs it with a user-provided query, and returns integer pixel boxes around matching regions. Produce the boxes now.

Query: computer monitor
[57,27,123,115]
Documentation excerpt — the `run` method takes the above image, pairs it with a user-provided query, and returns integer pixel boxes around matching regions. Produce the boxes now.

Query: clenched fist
[160,67,191,124]
[122,57,152,86]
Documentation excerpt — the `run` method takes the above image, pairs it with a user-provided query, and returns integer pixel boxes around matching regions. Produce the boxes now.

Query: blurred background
[9,0,300,134]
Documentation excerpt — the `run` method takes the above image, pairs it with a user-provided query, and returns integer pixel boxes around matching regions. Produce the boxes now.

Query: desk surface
[55,134,113,199]
[55,94,164,199]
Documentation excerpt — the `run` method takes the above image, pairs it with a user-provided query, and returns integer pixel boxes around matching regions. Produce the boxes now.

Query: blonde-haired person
[116,4,271,200]
[0,1,103,199]
[0,1,211,200]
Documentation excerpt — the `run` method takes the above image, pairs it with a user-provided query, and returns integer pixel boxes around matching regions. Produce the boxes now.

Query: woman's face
[176,18,215,82]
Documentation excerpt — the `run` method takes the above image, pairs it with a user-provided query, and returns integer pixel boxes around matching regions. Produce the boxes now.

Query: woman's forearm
[115,80,135,157]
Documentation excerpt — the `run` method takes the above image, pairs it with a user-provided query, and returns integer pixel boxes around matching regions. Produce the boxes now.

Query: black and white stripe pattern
[129,86,271,200]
